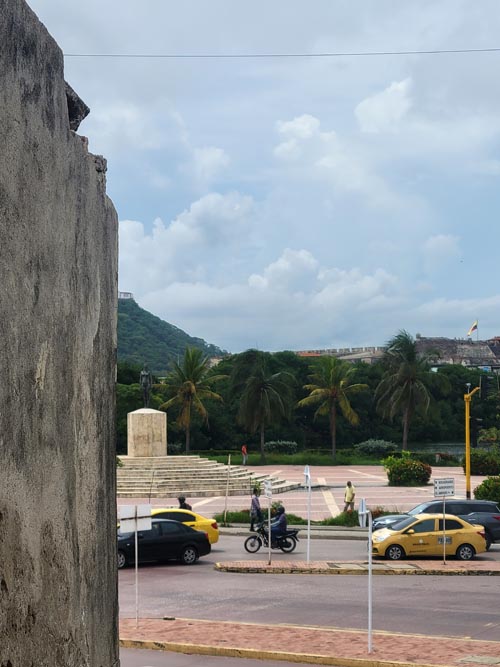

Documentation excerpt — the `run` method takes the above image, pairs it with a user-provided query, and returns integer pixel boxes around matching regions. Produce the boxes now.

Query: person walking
[241,443,248,465]
[178,495,192,511]
[249,486,262,531]
[343,481,356,512]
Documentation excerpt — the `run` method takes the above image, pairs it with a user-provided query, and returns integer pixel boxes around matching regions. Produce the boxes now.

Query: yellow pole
[464,386,480,500]
[464,394,471,499]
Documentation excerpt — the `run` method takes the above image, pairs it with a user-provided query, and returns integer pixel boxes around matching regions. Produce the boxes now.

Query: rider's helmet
[277,505,285,515]
[178,495,186,503]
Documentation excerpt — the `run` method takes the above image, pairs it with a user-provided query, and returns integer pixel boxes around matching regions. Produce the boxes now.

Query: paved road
[120,647,336,667]
[119,537,500,641]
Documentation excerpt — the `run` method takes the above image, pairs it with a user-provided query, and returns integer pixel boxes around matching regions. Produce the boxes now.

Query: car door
[402,518,438,555]
[136,522,162,563]
[158,521,189,560]
[437,518,466,555]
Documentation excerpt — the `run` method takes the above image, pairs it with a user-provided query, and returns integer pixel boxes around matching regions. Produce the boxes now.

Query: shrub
[382,452,432,486]
[466,449,500,476]
[474,476,500,505]
[412,451,459,466]
[167,442,184,454]
[265,440,299,454]
[354,439,398,455]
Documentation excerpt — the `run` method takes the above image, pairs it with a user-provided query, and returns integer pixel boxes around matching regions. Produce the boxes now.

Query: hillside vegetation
[117,298,226,374]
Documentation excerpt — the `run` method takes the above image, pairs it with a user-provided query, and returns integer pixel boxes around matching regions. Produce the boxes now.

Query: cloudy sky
[30,0,500,352]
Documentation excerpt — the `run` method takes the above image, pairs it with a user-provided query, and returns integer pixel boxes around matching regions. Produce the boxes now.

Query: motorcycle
[244,521,299,554]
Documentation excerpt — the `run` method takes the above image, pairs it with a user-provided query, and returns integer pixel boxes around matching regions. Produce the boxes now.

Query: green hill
[118,298,226,375]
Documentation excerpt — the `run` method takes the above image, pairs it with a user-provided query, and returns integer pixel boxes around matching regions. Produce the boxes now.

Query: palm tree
[298,356,368,460]
[159,347,225,453]
[375,330,435,450]
[231,350,293,463]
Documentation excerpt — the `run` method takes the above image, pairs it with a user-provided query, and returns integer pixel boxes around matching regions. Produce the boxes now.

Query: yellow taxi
[151,508,219,544]
[372,513,486,561]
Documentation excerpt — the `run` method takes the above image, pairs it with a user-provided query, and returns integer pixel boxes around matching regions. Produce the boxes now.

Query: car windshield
[408,503,432,516]
[390,516,417,531]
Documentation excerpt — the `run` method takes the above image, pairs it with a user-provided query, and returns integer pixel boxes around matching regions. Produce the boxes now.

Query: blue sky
[29,0,500,352]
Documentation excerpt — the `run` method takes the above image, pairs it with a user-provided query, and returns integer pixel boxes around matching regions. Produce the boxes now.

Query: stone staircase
[116,455,300,498]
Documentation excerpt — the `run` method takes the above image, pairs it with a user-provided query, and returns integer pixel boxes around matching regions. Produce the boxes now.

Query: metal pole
[223,454,231,526]
[368,511,373,654]
[135,512,139,628]
[307,476,311,563]
[442,496,446,565]
[465,394,471,499]
[268,501,272,565]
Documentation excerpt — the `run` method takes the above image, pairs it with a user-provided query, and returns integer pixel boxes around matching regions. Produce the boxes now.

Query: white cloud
[422,234,461,273]
[355,78,412,133]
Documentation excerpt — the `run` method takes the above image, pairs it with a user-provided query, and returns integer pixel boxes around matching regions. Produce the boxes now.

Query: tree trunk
[402,407,410,451]
[330,403,337,460]
[185,401,191,453]
[260,422,266,464]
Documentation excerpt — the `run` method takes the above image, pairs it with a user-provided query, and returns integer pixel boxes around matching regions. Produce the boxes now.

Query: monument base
[127,408,167,457]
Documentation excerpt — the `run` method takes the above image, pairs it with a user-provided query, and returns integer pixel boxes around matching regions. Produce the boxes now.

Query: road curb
[214,561,500,576]
[118,637,441,667]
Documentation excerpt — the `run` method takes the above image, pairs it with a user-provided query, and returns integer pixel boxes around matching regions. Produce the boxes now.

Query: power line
[63,47,500,60]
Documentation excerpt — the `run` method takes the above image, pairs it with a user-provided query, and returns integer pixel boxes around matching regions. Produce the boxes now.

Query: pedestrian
[178,495,192,511]
[249,487,262,531]
[343,481,356,512]
[241,443,248,465]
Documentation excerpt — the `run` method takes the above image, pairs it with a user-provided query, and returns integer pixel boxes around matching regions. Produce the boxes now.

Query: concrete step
[116,455,299,498]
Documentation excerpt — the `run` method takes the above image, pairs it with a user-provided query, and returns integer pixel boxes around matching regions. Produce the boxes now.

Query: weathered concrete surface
[0,1,119,665]
[127,409,167,457]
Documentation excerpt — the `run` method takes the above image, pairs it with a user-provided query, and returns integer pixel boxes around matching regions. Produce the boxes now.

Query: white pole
[307,476,311,563]
[223,454,231,526]
[267,501,272,565]
[442,496,446,565]
[368,511,373,654]
[135,508,139,628]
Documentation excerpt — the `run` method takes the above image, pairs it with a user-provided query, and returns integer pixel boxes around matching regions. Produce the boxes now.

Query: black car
[372,499,500,549]
[117,518,211,568]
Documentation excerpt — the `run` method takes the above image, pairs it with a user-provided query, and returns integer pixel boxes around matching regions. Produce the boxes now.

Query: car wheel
[385,544,405,560]
[244,535,262,553]
[117,550,127,569]
[456,543,475,560]
[180,545,198,565]
[279,537,297,553]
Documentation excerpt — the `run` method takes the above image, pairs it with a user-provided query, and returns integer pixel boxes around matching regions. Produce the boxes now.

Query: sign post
[358,498,372,654]
[264,480,273,565]
[119,504,152,627]
[304,465,312,563]
[433,478,455,565]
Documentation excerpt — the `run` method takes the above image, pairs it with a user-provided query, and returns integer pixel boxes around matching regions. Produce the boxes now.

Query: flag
[467,320,478,337]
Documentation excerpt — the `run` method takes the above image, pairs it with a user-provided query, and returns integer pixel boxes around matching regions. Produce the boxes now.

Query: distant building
[118,291,134,300]
[295,337,500,371]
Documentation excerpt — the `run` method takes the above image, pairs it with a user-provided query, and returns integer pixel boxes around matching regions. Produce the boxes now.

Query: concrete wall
[0,1,119,665]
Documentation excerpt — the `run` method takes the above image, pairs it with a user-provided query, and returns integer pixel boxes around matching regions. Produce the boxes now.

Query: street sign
[119,504,152,532]
[434,478,455,497]
[264,480,272,499]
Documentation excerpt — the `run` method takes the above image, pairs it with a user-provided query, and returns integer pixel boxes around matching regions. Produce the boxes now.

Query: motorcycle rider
[270,505,287,544]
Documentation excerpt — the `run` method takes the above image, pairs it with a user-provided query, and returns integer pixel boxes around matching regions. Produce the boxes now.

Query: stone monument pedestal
[127,408,167,457]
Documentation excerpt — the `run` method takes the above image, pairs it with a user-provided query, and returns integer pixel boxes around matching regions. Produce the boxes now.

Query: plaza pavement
[119,465,500,667]
[117,464,489,520]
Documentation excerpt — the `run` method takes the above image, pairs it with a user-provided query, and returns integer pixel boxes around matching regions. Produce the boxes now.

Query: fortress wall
[0,1,118,664]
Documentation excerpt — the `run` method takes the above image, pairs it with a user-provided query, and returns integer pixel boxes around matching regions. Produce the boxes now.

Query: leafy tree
[231,350,294,463]
[159,347,226,453]
[297,356,368,460]
[375,330,438,451]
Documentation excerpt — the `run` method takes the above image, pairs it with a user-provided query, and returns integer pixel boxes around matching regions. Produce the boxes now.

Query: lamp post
[464,384,480,499]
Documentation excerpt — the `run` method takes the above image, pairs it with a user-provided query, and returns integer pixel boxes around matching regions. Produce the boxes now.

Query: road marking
[193,497,222,509]
[318,478,341,517]
[346,468,386,480]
